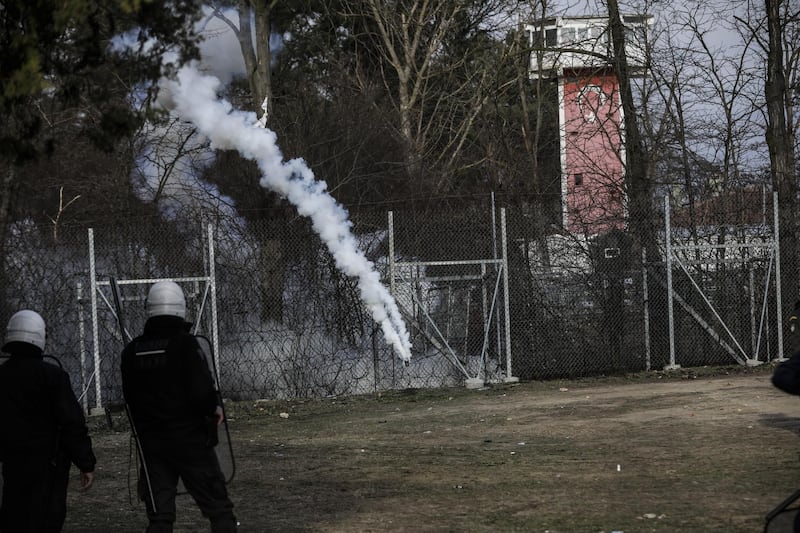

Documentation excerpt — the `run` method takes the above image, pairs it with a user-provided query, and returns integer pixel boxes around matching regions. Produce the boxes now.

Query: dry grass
[64,365,800,532]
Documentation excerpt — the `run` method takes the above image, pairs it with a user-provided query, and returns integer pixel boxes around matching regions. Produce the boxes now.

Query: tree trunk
[237,0,275,117]
[516,15,551,269]
[765,0,799,308]
[0,160,17,317]
[606,0,658,262]
[232,1,285,322]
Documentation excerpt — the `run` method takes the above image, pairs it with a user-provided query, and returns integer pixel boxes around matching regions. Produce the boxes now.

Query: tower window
[574,173,583,186]
[545,28,557,46]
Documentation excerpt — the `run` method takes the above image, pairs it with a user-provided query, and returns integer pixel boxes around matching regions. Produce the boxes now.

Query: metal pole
[110,277,158,512]
[207,224,221,374]
[388,211,395,297]
[491,193,497,258]
[77,282,88,414]
[481,262,488,360]
[749,269,756,358]
[500,209,516,382]
[641,248,650,371]
[664,196,679,370]
[88,229,104,411]
[774,191,784,360]
[491,195,501,361]
[387,211,396,387]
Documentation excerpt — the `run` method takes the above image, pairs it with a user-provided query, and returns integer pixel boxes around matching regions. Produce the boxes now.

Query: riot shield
[195,335,235,484]
[765,488,800,533]
[764,490,800,533]
[110,277,159,511]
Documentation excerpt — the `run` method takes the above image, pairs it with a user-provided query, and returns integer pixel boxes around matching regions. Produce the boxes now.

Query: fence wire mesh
[0,195,785,410]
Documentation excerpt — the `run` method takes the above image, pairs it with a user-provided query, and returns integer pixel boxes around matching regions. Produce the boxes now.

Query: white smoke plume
[158,64,412,362]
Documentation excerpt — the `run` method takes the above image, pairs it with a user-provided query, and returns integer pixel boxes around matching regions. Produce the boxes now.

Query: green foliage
[2,50,44,103]
[0,0,202,162]
[1,0,91,112]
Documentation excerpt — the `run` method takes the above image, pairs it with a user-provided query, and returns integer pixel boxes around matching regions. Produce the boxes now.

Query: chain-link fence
[0,194,785,410]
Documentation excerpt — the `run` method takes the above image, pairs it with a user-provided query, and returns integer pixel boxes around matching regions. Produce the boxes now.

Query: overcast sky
[189,1,769,179]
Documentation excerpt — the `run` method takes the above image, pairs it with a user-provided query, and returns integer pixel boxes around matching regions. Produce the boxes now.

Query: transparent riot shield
[765,488,800,533]
[195,335,235,484]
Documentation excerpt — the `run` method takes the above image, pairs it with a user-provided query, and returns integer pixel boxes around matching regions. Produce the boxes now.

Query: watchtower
[525,15,652,235]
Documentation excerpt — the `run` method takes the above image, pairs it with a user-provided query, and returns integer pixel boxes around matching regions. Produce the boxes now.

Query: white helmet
[145,281,186,319]
[4,310,46,350]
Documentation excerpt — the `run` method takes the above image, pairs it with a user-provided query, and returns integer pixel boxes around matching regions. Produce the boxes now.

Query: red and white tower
[526,15,652,236]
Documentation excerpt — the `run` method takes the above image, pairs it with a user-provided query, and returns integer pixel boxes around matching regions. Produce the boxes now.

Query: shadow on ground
[759,413,800,435]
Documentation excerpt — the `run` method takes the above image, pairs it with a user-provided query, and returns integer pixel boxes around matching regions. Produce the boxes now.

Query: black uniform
[773,301,800,395]
[121,315,236,533]
[771,301,800,532]
[0,341,96,533]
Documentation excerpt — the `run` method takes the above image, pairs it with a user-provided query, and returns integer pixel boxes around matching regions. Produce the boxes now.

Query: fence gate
[387,207,517,387]
[79,224,219,414]
[660,193,782,369]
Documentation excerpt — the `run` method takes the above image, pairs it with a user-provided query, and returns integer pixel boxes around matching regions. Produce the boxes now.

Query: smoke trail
[159,64,412,362]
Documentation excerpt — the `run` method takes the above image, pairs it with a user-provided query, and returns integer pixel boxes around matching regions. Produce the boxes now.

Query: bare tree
[343,0,513,191]
[727,0,800,303]
[210,1,277,117]
[648,2,764,235]
[605,0,659,260]
[512,0,557,269]
[764,0,800,299]
[205,2,310,322]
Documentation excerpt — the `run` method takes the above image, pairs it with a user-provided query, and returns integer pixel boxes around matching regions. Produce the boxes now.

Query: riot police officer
[773,301,800,394]
[0,310,96,532]
[121,281,236,532]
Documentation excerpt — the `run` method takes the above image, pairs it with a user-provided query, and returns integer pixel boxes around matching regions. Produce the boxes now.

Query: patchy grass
[65,364,800,532]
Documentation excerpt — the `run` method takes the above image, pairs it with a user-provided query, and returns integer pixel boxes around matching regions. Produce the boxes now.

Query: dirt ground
[62,365,800,532]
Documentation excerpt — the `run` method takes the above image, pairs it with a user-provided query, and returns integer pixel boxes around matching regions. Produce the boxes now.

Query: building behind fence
[1,195,784,412]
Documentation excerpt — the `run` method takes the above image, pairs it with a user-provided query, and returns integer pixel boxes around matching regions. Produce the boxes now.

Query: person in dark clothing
[0,309,96,533]
[773,301,800,395]
[770,301,800,533]
[121,281,236,533]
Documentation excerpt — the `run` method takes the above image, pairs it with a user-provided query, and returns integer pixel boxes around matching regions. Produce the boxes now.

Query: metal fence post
[664,196,679,370]
[76,282,88,413]
[642,248,650,371]
[208,223,221,375]
[774,191,784,360]
[87,228,104,413]
[388,211,395,299]
[387,211,396,387]
[500,208,516,382]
